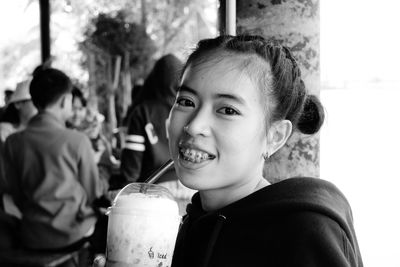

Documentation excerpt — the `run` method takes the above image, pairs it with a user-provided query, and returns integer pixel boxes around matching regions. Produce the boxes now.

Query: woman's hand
[92,254,106,267]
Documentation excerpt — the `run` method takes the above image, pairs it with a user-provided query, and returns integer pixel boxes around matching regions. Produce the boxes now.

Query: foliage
[80,10,158,130]
[0,0,217,108]
[81,10,156,82]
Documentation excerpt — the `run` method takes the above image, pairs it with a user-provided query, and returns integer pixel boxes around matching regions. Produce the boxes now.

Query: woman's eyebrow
[179,84,245,105]
[178,84,197,95]
[216,93,246,105]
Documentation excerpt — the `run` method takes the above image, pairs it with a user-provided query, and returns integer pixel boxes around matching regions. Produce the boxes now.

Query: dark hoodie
[172,177,363,267]
[118,54,182,187]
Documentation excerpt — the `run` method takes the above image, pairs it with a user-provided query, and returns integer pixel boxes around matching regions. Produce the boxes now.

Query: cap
[9,79,32,104]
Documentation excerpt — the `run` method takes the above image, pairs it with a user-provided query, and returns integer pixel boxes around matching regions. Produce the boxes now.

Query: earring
[183,125,189,133]
[262,152,269,161]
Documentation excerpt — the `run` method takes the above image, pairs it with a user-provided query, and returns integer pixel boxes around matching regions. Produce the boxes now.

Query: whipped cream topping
[113,193,179,215]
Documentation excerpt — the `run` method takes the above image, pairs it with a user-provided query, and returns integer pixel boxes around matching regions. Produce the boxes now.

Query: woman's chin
[176,170,204,191]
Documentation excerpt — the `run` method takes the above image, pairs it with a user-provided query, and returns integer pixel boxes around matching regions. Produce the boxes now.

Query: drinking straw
[143,159,174,184]
[138,159,174,193]
[107,159,175,206]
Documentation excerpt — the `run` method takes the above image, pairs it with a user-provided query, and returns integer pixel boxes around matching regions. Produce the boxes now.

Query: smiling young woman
[167,35,363,267]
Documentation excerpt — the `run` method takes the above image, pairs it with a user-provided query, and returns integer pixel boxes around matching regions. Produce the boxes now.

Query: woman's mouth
[179,147,216,163]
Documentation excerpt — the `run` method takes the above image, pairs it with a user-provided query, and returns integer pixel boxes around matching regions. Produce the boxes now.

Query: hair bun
[296,95,325,134]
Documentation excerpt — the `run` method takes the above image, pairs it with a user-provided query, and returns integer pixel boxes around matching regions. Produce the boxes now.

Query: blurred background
[0,0,399,266]
[320,1,400,266]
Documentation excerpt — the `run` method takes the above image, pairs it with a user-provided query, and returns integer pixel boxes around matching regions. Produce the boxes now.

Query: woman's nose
[184,109,211,137]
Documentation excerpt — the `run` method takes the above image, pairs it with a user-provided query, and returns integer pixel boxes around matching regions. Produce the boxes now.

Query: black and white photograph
[0,1,398,266]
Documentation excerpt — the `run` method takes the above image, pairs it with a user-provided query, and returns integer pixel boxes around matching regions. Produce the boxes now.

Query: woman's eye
[218,107,240,115]
[176,98,195,107]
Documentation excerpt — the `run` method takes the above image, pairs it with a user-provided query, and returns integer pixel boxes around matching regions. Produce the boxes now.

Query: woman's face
[168,57,270,193]
[71,97,86,124]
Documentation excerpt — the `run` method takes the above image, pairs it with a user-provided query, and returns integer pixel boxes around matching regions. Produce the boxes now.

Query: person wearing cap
[10,80,37,128]
[0,80,37,249]
[0,80,37,144]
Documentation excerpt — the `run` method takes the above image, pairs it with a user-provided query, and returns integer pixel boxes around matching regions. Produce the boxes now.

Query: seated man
[2,67,108,251]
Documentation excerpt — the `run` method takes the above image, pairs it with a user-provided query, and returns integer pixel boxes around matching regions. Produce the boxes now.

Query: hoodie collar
[187,177,353,233]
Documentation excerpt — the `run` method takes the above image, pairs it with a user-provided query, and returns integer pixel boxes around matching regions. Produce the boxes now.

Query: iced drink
[106,183,181,267]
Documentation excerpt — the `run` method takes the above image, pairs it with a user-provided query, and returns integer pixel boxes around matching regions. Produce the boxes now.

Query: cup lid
[109,183,179,215]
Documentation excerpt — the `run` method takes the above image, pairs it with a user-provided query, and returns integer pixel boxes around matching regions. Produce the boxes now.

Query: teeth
[195,153,201,162]
[180,148,213,163]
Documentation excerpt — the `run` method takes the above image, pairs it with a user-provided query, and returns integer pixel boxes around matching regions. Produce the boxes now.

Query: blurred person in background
[0,89,14,120]
[0,103,19,147]
[2,67,108,252]
[3,89,13,106]
[110,82,145,168]
[0,80,37,145]
[1,79,37,224]
[121,82,144,127]
[67,86,115,186]
[116,54,182,187]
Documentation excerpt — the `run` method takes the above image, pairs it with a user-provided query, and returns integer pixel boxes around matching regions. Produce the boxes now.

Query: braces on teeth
[181,148,214,162]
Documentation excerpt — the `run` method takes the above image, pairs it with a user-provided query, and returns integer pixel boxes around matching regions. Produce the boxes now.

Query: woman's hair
[183,35,324,135]
[71,86,87,107]
[30,67,72,110]
[140,54,183,103]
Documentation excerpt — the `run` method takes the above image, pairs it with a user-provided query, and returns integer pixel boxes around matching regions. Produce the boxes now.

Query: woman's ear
[266,120,292,156]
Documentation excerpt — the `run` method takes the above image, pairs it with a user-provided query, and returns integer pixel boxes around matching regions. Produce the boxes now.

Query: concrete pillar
[236,0,320,182]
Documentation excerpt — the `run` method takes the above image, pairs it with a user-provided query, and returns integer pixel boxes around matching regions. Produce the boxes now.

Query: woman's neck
[199,177,270,211]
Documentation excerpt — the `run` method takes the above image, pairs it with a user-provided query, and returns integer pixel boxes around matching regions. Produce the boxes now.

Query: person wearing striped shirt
[118,54,182,186]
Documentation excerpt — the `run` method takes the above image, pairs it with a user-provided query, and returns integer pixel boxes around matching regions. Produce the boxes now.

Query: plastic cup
[105,183,181,267]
